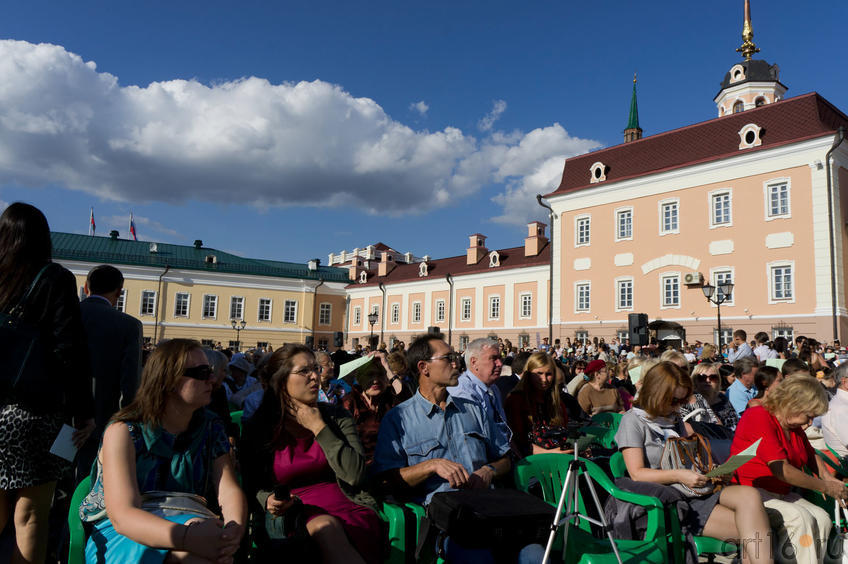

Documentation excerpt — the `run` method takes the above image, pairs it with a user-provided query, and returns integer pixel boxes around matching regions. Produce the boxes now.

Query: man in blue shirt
[373,335,512,505]
[727,356,759,416]
[727,329,755,363]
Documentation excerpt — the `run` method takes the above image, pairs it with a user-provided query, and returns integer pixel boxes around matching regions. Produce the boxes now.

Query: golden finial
[633,72,637,84]
[736,0,760,61]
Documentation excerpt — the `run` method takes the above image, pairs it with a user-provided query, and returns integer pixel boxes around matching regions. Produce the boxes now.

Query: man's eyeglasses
[429,352,462,365]
[184,365,214,381]
[291,364,323,377]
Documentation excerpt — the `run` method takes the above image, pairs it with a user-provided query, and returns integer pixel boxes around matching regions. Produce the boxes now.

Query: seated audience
[727,329,755,362]
[615,362,771,564]
[746,365,782,409]
[699,343,721,363]
[688,362,738,429]
[782,358,812,379]
[754,332,778,362]
[727,357,758,416]
[731,376,844,564]
[224,353,260,409]
[577,360,623,416]
[82,338,246,563]
[822,363,848,458]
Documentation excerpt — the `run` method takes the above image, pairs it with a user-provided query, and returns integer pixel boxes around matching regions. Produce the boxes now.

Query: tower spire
[736,0,760,61]
[624,73,642,143]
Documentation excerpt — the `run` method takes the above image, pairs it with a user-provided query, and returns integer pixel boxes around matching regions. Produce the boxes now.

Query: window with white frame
[616,208,632,240]
[174,292,190,317]
[319,303,332,325]
[575,330,589,342]
[617,329,629,341]
[575,283,590,312]
[520,293,532,318]
[283,300,298,323]
[617,279,633,310]
[767,181,790,218]
[140,290,156,316]
[770,264,793,301]
[435,300,445,322]
[371,304,379,315]
[575,215,591,246]
[353,306,361,326]
[711,191,731,226]
[202,295,217,319]
[713,270,734,305]
[230,296,244,320]
[660,200,679,234]
[391,303,400,324]
[115,289,126,312]
[412,302,422,323]
[772,326,794,341]
[258,298,272,322]
[661,275,680,307]
[489,296,500,320]
[461,298,472,321]
[716,328,733,346]
[317,338,328,350]
[459,335,469,351]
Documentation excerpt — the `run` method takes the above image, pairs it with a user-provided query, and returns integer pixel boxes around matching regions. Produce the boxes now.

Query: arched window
[733,101,745,114]
[754,97,766,107]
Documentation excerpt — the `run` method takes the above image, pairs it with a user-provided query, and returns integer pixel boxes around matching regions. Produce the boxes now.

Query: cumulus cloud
[102,214,181,240]
[0,40,600,224]
[478,100,507,132]
[409,100,429,115]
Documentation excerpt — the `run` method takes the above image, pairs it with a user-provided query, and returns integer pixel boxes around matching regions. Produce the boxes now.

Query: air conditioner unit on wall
[683,272,703,285]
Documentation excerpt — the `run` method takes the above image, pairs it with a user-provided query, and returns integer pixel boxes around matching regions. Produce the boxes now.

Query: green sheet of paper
[705,438,761,478]
[628,365,643,385]
[338,355,374,383]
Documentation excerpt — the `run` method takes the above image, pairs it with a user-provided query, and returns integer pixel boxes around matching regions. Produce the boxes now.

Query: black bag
[0,264,52,403]
[419,489,555,560]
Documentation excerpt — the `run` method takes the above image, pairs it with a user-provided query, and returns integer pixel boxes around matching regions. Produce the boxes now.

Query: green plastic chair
[67,476,92,564]
[579,412,623,449]
[608,451,738,561]
[376,501,412,564]
[514,454,669,563]
[229,409,244,435]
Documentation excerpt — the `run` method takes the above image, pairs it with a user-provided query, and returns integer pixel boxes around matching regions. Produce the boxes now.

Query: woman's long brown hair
[510,352,565,426]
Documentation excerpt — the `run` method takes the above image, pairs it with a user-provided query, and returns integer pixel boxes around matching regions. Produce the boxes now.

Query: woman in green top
[83,338,247,564]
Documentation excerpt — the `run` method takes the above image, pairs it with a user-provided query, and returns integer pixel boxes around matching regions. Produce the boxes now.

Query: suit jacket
[79,296,143,428]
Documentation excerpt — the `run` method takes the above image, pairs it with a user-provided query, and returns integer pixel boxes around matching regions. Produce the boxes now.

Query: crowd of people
[4,202,848,563]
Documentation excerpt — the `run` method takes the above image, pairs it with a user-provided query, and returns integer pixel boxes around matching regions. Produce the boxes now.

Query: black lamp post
[231,319,246,352]
[368,311,379,349]
[701,281,735,347]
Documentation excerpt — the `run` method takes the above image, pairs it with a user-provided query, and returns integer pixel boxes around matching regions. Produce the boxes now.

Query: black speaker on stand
[628,313,649,346]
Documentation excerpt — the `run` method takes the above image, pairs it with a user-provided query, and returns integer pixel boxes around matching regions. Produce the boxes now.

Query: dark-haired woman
[241,344,381,564]
[0,202,95,562]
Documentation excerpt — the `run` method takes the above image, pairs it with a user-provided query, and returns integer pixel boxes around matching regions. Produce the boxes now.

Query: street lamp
[367,311,379,349]
[701,281,735,347]
[231,319,246,352]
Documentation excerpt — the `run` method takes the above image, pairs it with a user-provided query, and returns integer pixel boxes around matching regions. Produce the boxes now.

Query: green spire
[626,73,640,131]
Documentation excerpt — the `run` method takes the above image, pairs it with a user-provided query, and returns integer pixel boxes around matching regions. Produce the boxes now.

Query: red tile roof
[347,243,550,288]
[550,92,848,196]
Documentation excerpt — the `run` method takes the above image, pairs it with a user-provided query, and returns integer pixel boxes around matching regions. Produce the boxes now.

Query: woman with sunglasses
[82,338,246,564]
[241,344,381,564]
[690,362,739,429]
[615,362,772,564]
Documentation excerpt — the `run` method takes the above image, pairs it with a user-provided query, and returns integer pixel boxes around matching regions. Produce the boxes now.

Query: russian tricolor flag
[129,213,138,241]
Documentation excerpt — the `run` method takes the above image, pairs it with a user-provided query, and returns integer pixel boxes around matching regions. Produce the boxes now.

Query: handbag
[659,433,718,497]
[529,423,569,450]
[0,264,52,402]
[141,491,217,519]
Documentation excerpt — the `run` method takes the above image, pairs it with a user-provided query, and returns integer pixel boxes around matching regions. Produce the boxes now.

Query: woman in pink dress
[241,344,382,563]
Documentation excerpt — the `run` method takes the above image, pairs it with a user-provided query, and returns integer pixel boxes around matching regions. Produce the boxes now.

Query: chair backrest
[591,412,623,429]
[230,410,244,433]
[67,476,92,564]
[609,450,627,479]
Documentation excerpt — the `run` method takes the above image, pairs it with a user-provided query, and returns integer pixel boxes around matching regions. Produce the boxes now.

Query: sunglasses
[184,365,214,381]
[696,374,720,383]
[429,352,463,365]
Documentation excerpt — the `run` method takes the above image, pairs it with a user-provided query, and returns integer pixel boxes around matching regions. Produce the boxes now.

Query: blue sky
[0,0,845,263]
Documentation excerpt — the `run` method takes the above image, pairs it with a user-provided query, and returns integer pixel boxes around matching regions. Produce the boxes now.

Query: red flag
[129,213,138,241]
[89,207,95,236]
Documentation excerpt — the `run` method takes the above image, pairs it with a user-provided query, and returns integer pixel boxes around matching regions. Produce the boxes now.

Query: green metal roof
[51,232,349,282]
[626,79,640,131]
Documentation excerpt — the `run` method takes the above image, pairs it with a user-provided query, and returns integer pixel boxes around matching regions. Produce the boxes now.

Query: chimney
[348,257,363,281]
[378,251,396,276]
[308,258,320,271]
[466,234,487,265]
[109,230,119,240]
[524,222,548,257]
[194,239,203,249]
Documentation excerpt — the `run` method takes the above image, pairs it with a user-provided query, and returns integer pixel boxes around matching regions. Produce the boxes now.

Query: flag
[89,207,95,236]
[129,213,138,241]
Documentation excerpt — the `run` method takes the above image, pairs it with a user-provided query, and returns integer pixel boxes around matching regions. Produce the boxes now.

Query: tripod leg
[583,474,623,564]
[542,465,575,564]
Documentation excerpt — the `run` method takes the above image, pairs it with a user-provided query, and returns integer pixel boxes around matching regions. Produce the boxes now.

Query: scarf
[631,407,681,442]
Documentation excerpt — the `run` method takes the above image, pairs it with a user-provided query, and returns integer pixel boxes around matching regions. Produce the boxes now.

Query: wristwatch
[484,463,497,474]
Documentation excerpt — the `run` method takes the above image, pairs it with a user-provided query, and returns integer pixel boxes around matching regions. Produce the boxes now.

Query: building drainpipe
[826,126,846,343]
[446,274,454,346]
[379,282,386,347]
[312,278,325,344]
[153,264,170,344]
[343,294,351,349]
[536,195,555,346]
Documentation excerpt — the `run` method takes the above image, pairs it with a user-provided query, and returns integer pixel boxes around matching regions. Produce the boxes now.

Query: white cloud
[0,199,8,212]
[478,99,507,132]
[0,40,600,225]
[409,100,429,115]
[102,214,181,240]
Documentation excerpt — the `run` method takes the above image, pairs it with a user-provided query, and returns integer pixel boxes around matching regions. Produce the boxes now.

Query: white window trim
[371,304,380,315]
[174,292,191,318]
[658,197,680,235]
[140,290,157,317]
[574,214,591,248]
[460,297,472,321]
[202,294,218,320]
[614,206,633,242]
[767,260,796,304]
[708,188,733,229]
[283,299,298,324]
[318,302,332,326]
[709,267,735,307]
[352,306,362,326]
[518,292,533,319]
[257,297,273,322]
[116,289,127,313]
[574,281,591,313]
[229,296,245,320]
[488,295,501,321]
[659,271,682,309]
[763,177,792,220]
[411,301,422,324]
[435,299,446,323]
[614,276,634,312]
[390,303,400,325]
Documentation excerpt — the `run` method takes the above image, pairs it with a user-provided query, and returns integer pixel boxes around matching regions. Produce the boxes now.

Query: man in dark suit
[76,265,143,476]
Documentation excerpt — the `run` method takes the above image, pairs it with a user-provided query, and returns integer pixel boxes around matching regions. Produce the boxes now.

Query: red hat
[584,359,607,374]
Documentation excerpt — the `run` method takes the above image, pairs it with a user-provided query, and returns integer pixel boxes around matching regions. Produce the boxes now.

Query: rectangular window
[317,338,328,350]
[576,283,590,312]
[319,303,332,325]
[257,341,270,350]
[258,298,272,322]
[576,216,591,246]
[115,289,126,312]
[617,329,629,341]
[772,326,794,341]
[459,335,470,351]
[174,292,190,317]
[716,328,733,347]
[768,182,790,217]
[371,305,379,315]
[661,201,679,233]
[435,300,445,322]
[662,275,680,307]
[520,294,532,318]
[201,339,214,347]
[519,334,530,347]
[353,306,361,326]
[489,296,500,320]
[713,270,733,304]
[461,298,472,321]
[412,302,422,323]
[617,279,633,309]
[352,337,359,348]
[229,296,244,320]
[391,303,400,324]
[229,340,240,351]
[711,192,731,225]
[771,265,793,300]
[284,300,298,324]
[140,290,156,316]
[575,330,589,342]
[616,209,632,240]
[79,287,87,301]
[202,295,217,319]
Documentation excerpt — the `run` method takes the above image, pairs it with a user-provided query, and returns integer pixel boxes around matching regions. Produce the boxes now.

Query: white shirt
[822,388,848,457]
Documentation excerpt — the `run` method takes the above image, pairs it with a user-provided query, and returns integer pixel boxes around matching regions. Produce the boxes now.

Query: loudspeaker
[628,313,649,346]
[305,336,314,349]
[427,326,441,336]
[333,331,344,348]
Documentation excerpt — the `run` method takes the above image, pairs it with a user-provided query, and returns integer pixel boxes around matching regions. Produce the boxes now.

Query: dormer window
[359,271,367,284]
[488,251,500,268]
[729,64,746,84]
[733,100,744,114]
[419,262,429,277]
[738,123,763,150]
[589,162,607,184]
[755,96,767,107]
